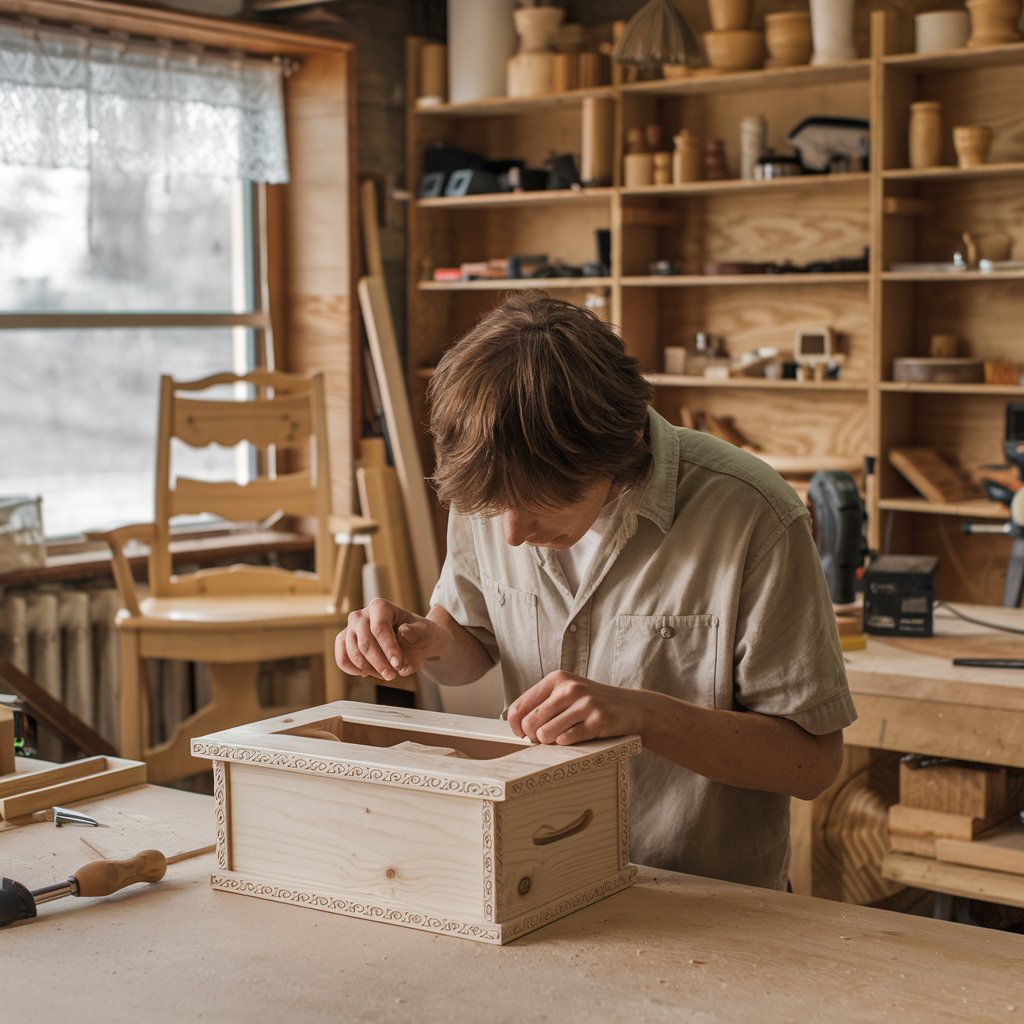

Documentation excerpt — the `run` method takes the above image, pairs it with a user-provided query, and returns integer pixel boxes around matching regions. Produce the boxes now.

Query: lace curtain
[0,25,290,182]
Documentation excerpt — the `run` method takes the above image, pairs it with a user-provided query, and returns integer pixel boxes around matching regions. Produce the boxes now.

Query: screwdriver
[0,849,167,928]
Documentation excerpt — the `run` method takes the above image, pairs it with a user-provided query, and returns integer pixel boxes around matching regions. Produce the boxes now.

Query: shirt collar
[635,408,679,535]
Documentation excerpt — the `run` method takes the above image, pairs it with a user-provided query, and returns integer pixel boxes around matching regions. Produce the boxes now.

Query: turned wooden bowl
[703,28,765,72]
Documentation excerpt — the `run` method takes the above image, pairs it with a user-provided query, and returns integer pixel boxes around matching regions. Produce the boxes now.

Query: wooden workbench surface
[3,785,1023,1023]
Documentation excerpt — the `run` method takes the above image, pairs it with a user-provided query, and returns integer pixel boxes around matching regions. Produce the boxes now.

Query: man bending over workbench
[336,291,857,889]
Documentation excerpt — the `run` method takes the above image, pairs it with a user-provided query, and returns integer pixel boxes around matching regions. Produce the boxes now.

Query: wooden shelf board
[619,59,870,97]
[646,373,868,393]
[878,497,1009,520]
[417,188,615,210]
[414,86,616,119]
[883,41,1024,72]
[883,161,1024,181]
[882,269,1024,282]
[880,382,1024,397]
[622,273,870,287]
[418,277,613,292]
[881,852,1024,909]
[620,173,869,199]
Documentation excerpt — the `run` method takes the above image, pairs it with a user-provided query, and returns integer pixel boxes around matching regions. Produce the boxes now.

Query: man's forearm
[422,605,495,686]
[637,690,843,800]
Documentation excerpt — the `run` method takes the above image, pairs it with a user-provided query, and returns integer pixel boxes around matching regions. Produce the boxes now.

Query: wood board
[934,818,1024,877]
[888,447,978,503]
[358,275,440,613]
[0,757,147,820]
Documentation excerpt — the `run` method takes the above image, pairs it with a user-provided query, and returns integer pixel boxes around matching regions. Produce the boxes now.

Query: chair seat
[121,594,344,631]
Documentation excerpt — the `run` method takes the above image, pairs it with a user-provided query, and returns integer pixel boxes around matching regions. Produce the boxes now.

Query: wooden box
[192,701,640,944]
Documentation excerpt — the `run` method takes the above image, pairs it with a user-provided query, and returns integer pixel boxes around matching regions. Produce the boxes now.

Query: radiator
[0,584,313,760]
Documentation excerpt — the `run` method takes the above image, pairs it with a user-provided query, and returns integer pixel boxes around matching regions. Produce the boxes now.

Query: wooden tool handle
[73,850,167,898]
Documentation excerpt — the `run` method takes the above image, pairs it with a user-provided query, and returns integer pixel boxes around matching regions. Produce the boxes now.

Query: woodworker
[336,291,857,889]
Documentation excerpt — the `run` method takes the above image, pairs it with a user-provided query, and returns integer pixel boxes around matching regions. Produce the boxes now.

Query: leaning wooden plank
[0,758,147,820]
[0,705,14,776]
[0,756,109,801]
[358,275,441,611]
[0,659,118,758]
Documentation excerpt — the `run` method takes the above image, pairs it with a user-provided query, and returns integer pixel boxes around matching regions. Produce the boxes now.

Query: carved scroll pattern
[618,760,630,869]
[505,739,642,798]
[191,743,505,798]
[482,802,495,922]
[211,875,503,943]
[212,760,229,870]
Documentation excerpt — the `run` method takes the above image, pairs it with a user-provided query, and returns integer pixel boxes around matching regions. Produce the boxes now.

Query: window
[0,22,289,540]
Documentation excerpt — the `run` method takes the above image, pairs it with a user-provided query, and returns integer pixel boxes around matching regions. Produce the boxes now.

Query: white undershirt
[551,488,630,595]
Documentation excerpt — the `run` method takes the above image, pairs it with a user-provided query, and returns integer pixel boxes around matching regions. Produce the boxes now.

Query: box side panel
[227,762,484,918]
[496,762,621,921]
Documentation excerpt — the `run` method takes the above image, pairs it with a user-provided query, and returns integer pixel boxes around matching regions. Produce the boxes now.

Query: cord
[935,601,1024,636]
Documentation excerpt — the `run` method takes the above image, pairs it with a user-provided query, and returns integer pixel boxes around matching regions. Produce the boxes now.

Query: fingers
[335,599,407,682]
[507,676,555,739]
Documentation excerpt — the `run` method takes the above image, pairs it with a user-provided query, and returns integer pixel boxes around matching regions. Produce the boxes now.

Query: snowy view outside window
[0,166,254,538]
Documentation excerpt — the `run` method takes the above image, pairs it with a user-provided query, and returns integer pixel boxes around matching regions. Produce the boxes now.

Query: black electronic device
[862,554,939,636]
[1005,402,1024,478]
[808,470,864,605]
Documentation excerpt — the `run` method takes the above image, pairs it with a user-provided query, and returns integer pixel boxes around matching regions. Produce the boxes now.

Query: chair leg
[118,631,148,761]
[321,633,349,704]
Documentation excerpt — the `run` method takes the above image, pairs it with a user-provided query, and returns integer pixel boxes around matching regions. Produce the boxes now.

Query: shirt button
[569,624,578,633]
[660,626,674,639]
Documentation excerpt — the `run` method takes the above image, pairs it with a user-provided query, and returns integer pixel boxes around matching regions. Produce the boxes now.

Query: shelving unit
[404,15,1024,602]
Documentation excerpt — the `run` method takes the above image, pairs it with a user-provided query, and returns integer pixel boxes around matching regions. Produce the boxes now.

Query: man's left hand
[507,672,644,745]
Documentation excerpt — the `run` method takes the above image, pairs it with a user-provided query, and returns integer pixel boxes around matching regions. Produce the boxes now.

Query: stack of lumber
[888,756,1024,876]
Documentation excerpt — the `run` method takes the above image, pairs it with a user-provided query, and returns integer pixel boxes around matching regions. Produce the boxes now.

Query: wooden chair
[89,370,377,784]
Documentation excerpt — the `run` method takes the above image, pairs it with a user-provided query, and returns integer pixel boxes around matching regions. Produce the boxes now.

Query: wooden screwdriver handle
[73,850,167,898]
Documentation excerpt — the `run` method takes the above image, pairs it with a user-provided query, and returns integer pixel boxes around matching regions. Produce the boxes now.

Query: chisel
[0,849,167,927]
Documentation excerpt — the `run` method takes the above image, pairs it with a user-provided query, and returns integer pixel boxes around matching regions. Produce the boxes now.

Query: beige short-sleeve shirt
[432,409,858,889]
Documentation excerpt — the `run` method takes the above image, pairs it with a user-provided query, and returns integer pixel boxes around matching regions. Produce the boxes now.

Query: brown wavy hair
[427,291,652,515]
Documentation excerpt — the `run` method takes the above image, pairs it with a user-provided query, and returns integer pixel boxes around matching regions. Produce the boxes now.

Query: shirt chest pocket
[611,614,720,708]
[480,573,544,688]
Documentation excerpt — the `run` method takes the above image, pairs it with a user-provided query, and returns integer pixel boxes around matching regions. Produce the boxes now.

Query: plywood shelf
[647,374,867,393]
[882,269,1024,282]
[622,273,870,287]
[414,85,616,119]
[619,59,870,97]
[878,497,1010,520]
[883,41,1024,72]
[620,173,869,199]
[418,277,613,292]
[883,161,1024,181]
[879,382,1024,396]
[417,188,615,210]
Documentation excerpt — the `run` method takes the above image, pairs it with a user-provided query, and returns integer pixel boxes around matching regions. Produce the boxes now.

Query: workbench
[3,782,1023,1023]
[791,603,1024,908]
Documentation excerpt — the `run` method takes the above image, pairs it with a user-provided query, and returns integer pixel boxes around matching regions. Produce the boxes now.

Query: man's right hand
[335,599,439,682]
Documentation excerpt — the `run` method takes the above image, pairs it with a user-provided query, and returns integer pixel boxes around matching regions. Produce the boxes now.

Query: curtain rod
[0,15,301,75]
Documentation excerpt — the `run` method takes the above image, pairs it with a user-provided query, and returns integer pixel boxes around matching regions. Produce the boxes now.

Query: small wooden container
[192,702,640,944]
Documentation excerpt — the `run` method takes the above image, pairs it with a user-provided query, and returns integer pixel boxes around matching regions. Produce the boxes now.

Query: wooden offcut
[192,701,640,944]
[888,447,978,504]
[899,759,1024,820]
[0,756,146,820]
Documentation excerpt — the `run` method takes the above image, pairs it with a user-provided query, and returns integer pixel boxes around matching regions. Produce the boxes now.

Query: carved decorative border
[482,802,495,922]
[211,874,503,944]
[505,739,642,798]
[191,742,505,798]
[498,869,638,942]
[617,761,630,870]
[212,760,229,870]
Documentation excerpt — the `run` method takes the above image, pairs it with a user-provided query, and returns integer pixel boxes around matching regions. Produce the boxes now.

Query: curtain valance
[0,25,290,182]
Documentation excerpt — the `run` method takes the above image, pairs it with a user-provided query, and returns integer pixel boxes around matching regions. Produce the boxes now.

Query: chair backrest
[147,370,334,598]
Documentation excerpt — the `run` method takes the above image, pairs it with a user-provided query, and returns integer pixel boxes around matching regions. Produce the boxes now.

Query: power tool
[808,470,865,605]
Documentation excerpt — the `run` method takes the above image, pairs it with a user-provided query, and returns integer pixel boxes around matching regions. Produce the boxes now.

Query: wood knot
[517,876,531,896]
[386,867,397,880]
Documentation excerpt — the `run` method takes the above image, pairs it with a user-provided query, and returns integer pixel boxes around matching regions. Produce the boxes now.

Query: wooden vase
[966,0,1023,47]
[908,101,942,169]
[810,0,857,64]
[706,0,752,31]
[764,11,813,67]
[507,6,564,97]
[953,124,993,168]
